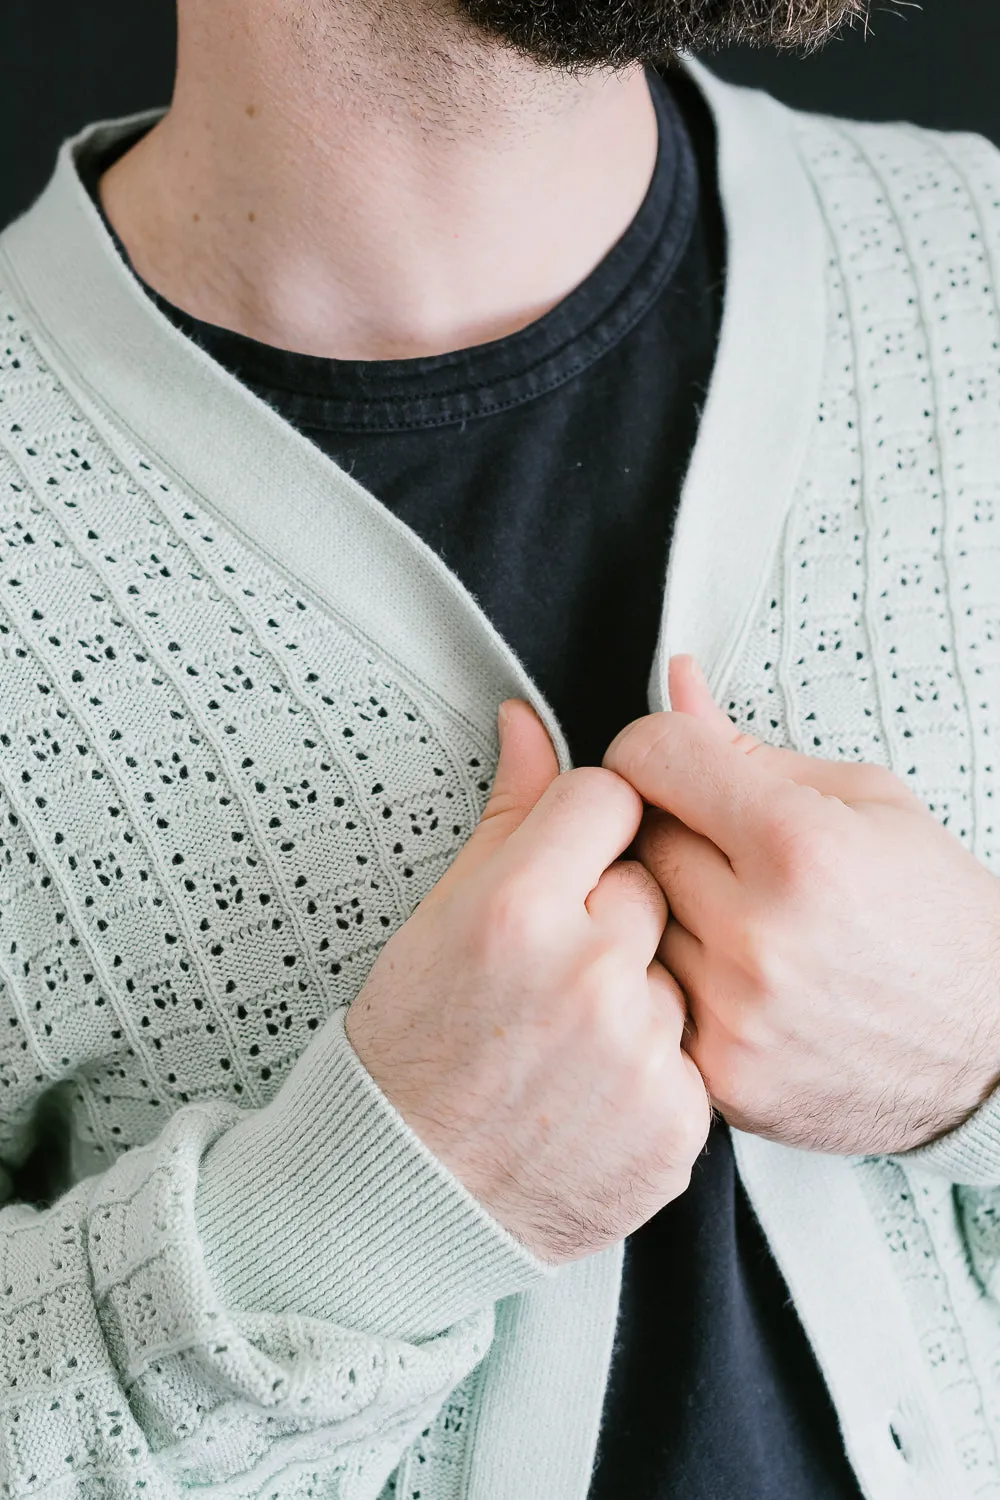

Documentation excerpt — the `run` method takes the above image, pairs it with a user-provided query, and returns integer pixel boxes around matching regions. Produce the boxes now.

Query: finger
[658,922,735,1086]
[435,698,561,902]
[604,710,800,869]
[645,955,692,1045]
[636,810,740,944]
[586,859,668,967]
[644,970,714,1139]
[440,699,644,908]
[660,924,752,1095]
[498,763,645,905]
[668,656,916,809]
[658,918,705,1007]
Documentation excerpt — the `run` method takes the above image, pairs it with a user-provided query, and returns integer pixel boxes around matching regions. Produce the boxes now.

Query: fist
[346,698,711,1265]
[603,656,1000,1157]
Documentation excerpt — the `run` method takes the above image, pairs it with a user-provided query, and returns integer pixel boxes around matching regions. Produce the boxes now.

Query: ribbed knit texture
[2,74,1000,1499]
[722,114,1000,1496]
[0,277,553,1496]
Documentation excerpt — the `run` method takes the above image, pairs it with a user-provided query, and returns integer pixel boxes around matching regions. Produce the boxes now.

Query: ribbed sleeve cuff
[897,1081,1000,1187]
[195,1006,555,1344]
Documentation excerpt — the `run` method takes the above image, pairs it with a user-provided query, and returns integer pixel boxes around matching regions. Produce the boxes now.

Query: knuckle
[696,985,783,1071]
[668,1094,712,1165]
[610,855,658,895]
[643,1121,707,1201]
[730,1002,782,1058]
[605,857,667,917]
[767,809,841,887]
[728,909,777,989]
[637,1040,711,1163]
[478,872,550,956]
[815,756,914,810]
[855,762,907,801]
[578,944,635,1035]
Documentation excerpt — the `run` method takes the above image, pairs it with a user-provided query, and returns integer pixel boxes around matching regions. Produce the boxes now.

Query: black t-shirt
[82,65,863,1500]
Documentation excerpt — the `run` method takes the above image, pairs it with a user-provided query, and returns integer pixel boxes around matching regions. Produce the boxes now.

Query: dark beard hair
[456,0,869,70]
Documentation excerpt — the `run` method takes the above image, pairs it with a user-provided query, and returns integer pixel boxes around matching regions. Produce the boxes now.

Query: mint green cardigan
[0,54,998,1499]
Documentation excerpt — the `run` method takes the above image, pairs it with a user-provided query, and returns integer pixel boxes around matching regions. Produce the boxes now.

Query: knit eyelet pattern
[2,106,1000,1497]
[0,283,497,1493]
[725,115,1000,1494]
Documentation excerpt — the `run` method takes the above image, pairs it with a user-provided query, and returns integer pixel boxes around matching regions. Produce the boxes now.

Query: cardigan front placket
[0,59,970,1498]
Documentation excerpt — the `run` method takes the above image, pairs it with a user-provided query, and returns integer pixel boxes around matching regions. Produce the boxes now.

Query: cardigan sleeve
[0,1006,552,1497]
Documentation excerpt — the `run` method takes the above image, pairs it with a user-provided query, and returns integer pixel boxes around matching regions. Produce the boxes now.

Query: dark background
[1,0,996,233]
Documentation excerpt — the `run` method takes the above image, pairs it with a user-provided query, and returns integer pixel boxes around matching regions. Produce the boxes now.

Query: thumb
[432,698,561,897]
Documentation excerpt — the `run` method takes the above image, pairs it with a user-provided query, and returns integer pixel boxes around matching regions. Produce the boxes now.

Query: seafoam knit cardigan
[0,52,999,1500]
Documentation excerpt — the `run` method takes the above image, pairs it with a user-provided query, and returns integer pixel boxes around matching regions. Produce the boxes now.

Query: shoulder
[769,104,1000,356]
[784,103,1000,247]
[691,63,1000,291]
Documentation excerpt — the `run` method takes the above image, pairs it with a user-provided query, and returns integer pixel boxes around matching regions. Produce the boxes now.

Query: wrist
[197,1006,554,1343]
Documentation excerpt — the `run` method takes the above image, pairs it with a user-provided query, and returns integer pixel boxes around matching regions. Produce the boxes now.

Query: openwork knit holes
[723,116,1000,1492]
[3,106,1000,1499]
[0,280,498,1498]
[0,287,494,1174]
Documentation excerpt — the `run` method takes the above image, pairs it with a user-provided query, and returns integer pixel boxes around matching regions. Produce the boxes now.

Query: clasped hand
[604,655,1000,1155]
[347,651,1000,1266]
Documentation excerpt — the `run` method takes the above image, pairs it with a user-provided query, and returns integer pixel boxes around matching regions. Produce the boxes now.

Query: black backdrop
[1,0,997,233]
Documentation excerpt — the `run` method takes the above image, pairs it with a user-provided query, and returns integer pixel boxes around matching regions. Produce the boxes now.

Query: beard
[455,0,869,70]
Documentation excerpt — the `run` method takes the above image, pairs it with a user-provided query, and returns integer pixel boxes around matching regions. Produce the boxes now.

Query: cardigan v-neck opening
[0,55,976,1500]
[0,59,826,761]
[78,67,701,433]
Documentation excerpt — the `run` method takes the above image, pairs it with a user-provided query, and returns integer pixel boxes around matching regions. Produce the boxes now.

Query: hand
[346,699,710,1266]
[602,656,1000,1156]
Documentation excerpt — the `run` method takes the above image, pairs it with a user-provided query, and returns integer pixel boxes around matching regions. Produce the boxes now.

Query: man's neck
[97,0,659,360]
